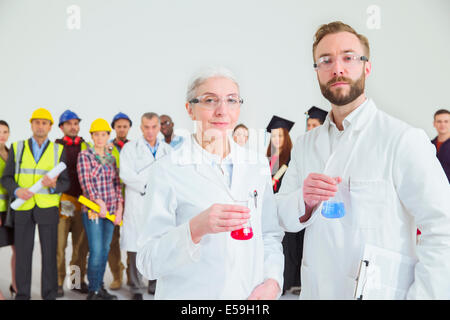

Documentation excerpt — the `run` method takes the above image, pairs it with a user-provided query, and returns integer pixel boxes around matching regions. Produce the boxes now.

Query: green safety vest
[13,140,64,211]
[0,156,8,212]
[81,141,89,151]
[109,144,125,197]
[111,145,120,168]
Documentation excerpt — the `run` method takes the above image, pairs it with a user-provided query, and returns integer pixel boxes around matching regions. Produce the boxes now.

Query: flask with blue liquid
[321,178,346,219]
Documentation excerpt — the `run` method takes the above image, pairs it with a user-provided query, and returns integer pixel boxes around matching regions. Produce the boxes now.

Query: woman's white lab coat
[119,137,172,252]
[136,135,284,299]
[277,99,450,299]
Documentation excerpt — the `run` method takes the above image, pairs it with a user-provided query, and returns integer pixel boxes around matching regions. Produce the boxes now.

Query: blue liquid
[321,201,346,219]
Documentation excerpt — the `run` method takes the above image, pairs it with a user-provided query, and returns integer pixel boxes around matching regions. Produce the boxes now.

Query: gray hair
[186,66,240,103]
[141,112,160,123]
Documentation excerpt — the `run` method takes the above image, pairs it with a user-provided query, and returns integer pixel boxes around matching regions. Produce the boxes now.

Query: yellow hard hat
[30,108,54,124]
[89,118,112,133]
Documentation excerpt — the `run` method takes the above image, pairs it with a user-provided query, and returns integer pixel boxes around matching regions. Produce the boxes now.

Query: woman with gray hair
[136,67,284,299]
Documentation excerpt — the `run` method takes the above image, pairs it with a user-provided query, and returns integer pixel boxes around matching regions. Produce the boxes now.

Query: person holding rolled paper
[1,108,70,300]
[76,118,123,300]
[266,116,294,194]
[266,116,302,296]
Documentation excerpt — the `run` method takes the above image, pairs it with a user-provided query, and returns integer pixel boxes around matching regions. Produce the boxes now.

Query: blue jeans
[82,212,115,292]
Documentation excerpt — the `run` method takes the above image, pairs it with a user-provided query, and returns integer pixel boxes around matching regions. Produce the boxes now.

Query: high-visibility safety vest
[111,145,120,168]
[13,140,64,211]
[81,141,89,152]
[109,144,125,197]
[0,156,8,212]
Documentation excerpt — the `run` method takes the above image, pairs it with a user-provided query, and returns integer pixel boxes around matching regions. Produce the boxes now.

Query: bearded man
[275,21,450,300]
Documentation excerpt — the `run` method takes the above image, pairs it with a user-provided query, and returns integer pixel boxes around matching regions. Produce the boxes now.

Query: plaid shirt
[77,147,123,214]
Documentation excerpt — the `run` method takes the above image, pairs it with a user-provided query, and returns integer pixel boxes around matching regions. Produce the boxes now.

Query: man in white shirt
[160,114,185,150]
[276,21,450,299]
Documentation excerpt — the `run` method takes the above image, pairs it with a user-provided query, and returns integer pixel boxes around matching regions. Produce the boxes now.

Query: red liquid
[231,227,253,240]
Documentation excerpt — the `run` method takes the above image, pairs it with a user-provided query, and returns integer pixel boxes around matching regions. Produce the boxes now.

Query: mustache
[326,76,353,88]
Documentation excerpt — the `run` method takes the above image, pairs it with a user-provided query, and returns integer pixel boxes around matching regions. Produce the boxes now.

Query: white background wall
[0,0,449,152]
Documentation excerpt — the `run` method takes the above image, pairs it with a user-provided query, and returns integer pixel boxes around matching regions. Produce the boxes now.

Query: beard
[320,70,365,106]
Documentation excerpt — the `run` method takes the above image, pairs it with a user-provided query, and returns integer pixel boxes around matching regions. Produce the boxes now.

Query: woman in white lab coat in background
[136,67,284,300]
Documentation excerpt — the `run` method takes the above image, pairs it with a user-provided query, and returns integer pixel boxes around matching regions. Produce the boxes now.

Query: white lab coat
[136,135,284,299]
[277,99,450,299]
[119,137,172,252]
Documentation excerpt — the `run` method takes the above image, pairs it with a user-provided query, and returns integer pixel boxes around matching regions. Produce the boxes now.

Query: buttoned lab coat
[119,137,172,252]
[136,135,284,299]
[277,99,450,299]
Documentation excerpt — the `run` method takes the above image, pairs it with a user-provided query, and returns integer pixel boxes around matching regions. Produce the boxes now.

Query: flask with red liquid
[230,199,253,240]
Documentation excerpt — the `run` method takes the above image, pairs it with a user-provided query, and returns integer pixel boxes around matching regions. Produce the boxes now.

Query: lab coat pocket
[247,188,261,229]
[350,180,388,229]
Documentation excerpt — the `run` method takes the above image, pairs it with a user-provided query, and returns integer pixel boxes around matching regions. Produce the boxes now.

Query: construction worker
[107,112,132,290]
[1,108,70,300]
[55,110,90,297]
[109,112,132,166]
[77,118,123,300]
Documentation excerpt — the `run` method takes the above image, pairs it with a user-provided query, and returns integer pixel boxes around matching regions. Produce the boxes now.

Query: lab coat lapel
[135,137,156,173]
[315,122,331,167]
[196,162,233,196]
[138,137,168,160]
[178,135,235,198]
[230,143,248,201]
[323,99,378,177]
[138,137,151,157]
[155,140,169,159]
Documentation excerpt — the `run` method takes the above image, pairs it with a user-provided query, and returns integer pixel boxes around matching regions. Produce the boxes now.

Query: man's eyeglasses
[314,52,368,71]
[161,120,172,126]
[189,94,244,110]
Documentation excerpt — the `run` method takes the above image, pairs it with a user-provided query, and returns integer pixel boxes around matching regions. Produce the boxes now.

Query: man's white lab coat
[277,99,450,299]
[136,135,284,299]
[119,137,172,252]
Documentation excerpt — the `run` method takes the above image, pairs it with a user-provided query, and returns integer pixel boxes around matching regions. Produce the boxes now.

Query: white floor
[0,233,298,300]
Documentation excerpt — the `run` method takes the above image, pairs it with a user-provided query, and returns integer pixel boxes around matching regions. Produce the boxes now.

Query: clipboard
[354,259,370,300]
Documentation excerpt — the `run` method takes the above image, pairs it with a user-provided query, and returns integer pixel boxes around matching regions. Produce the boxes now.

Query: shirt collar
[172,135,182,142]
[144,138,159,149]
[31,137,49,149]
[146,141,159,159]
[326,98,370,132]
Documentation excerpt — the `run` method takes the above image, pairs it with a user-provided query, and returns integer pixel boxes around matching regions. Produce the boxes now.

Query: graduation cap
[305,106,328,123]
[266,115,295,133]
